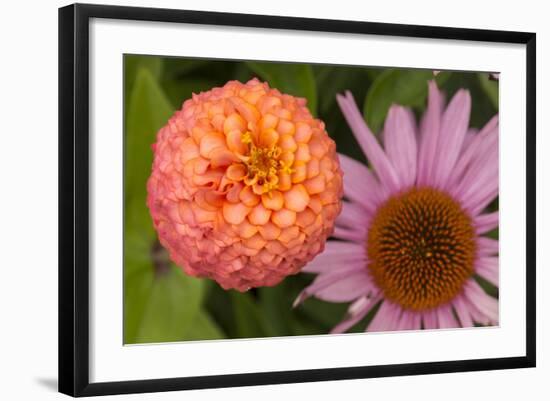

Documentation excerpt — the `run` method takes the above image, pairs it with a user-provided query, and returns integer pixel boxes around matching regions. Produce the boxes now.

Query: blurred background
[124,55,499,344]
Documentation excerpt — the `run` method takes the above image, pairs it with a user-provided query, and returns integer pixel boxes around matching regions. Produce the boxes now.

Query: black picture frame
[59,3,536,397]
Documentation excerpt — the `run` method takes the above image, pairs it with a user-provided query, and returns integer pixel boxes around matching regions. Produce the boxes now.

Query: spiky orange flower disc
[367,187,476,310]
[147,78,343,291]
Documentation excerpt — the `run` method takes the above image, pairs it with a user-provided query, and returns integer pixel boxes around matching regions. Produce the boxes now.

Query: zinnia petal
[147,78,343,291]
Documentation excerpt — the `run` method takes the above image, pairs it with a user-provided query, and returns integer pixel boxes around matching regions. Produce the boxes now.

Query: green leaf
[124,254,222,343]
[297,296,350,329]
[246,61,318,116]
[182,311,225,341]
[364,69,436,133]
[313,65,373,115]
[124,266,154,343]
[162,58,207,80]
[124,55,163,108]
[486,227,499,240]
[365,68,384,82]
[125,68,174,209]
[124,195,155,275]
[478,73,499,110]
[474,274,499,299]
[161,78,219,111]
[233,63,255,83]
[439,72,496,128]
[132,265,206,344]
[258,275,352,336]
[230,291,272,338]
[124,67,173,286]
[258,285,293,336]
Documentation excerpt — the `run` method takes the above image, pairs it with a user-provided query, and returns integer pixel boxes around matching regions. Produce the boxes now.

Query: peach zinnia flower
[147,78,343,291]
[295,81,499,332]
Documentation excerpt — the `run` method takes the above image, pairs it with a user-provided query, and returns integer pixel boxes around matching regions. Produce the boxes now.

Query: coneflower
[295,81,498,332]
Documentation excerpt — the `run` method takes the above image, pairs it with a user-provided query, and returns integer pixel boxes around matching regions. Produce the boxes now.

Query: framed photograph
[58,3,536,397]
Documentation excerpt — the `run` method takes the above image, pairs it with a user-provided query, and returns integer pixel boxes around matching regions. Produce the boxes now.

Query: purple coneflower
[295,81,499,333]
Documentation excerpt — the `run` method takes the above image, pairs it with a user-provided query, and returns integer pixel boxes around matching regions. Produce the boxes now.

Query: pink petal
[396,310,422,331]
[336,200,371,229]
[293,266,368,306]
[458,151,498,216]
[331,295,381,334]
[453,123,498,188]
[465,305,491,325]
[313,269,374,303]
[413,313,422,330]
[337,92,401,193]
[475,257,499,286]
[396,311,413,330]
[462,128,478,152]
[450,116,498,186]
[477,237,499,256]
[470,186,499,217]
[436,304,460,328]
[452,295,474,327]
[405,108,421,145]
[383,105,418,188]
[338,153,385,214]
[417,81,444,186]
[302,241,367,273]
[431,89,471,188]
[459,284,493,325]
[463,279,499,324]
[475,212,499,234]
[333,226,367,243]
[367,301,402,332]
[450,118,498,214]
[422,309,439,329]
[452,140,498,215]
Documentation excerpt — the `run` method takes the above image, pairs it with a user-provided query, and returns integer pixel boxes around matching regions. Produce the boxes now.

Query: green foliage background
[124,55,499,344]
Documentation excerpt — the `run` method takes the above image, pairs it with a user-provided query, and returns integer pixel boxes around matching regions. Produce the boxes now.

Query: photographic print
[123,55,499,344]
[59,4,535,395]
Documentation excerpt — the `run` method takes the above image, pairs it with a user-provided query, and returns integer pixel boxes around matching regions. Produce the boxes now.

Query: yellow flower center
[367,187,476,311]
[241,132,292,195]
